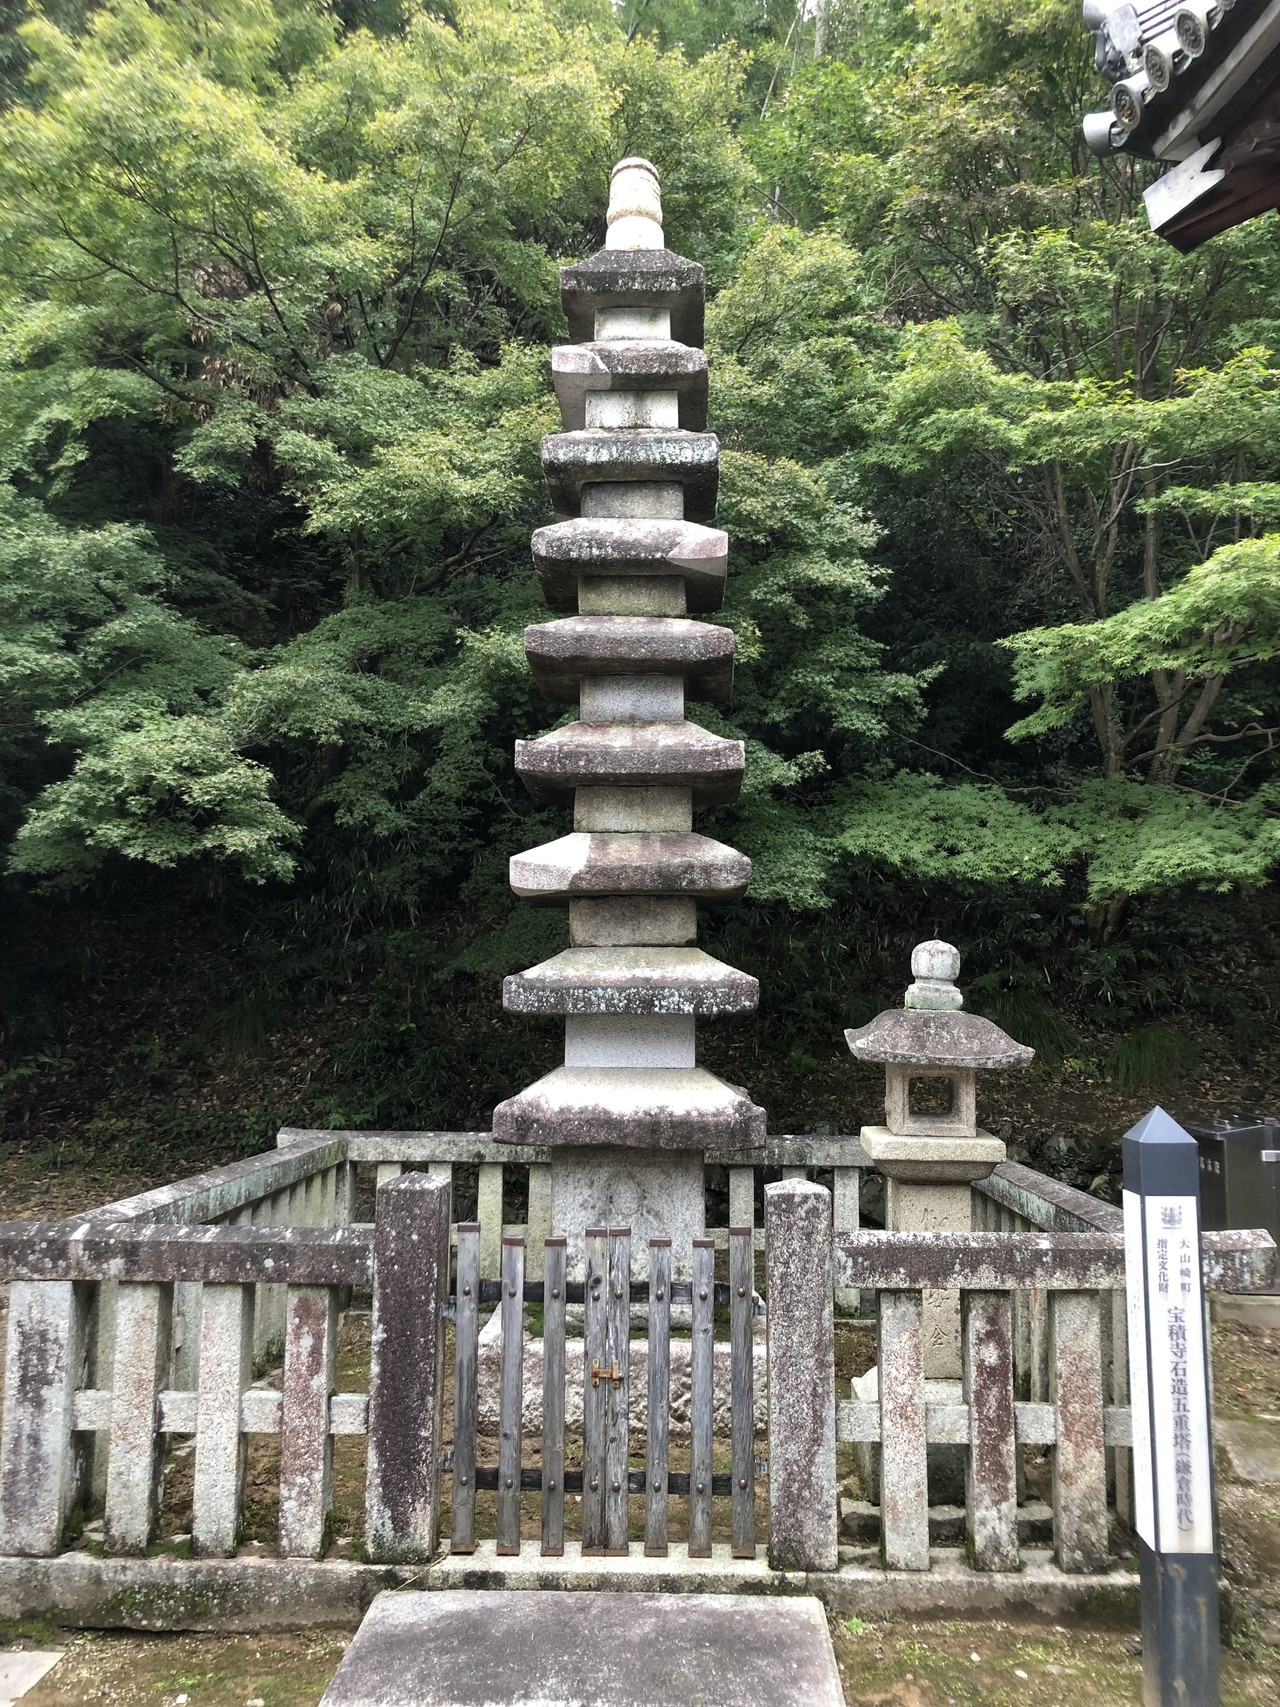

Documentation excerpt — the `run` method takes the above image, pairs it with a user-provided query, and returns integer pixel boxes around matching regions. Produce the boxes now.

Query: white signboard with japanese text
[1123,1189,1214,1555]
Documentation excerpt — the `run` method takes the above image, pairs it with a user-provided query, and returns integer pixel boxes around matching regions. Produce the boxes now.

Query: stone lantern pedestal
[844,941,1032,1503]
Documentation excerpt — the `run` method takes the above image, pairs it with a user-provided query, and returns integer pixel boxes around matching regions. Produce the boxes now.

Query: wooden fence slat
[0,1281,89,1556]
[1050,1290,1109,1572]
[729,1226,755,1559]
[581,1228,608,1555]
[540,1236,567,1557]
[962,1290,1018,1571]
[644,1238,671,1557]
[496,1235,524,1556]
[278,1284,337,1559]
[451,1225,479,1553]
[1110,1285,1134,1527]
[603,1228,631,1556]
[104,1282,172,1554]
[478,1164,504,1280]
[365,1174,451,1563]
[192,1283,254,1558]
[689,1237,715,1559]
[879,1288,929,1571]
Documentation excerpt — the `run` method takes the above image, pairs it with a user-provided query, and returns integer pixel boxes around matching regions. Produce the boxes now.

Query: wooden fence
[0,1130,1271,1589]
[448,1225,759,1560]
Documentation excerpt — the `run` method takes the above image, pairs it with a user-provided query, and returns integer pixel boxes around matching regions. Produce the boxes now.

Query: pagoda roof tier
[493,1066,765,1150]
[532,519,728,612]
[845,1008,1034,1071]
[559,248,705,348]
[504,947,759,1016]
[515,720,743,806]
[525,616,733,701]
[552,341,708,432]
[510,832,750,904]
[541,430,718,525]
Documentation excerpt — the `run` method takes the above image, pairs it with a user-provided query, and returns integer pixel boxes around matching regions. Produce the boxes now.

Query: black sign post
[1122,1106,1220,1707]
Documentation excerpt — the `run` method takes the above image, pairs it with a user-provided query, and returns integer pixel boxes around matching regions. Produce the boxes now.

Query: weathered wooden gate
[448,1224,759,1560]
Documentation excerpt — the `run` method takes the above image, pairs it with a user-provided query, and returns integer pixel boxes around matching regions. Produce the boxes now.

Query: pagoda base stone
[550,1145,706,1277]
[492,1066,766,1149]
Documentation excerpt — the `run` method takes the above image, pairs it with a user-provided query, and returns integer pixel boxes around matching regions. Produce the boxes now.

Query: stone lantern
[845,940,1033,1379]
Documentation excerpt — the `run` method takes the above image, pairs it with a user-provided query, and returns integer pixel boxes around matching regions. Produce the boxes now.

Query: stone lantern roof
[845,940,1033,1072]
[845,1009,1033,1071]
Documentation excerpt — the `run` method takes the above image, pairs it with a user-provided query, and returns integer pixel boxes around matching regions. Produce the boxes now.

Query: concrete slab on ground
[0,1650,63,1704]
[1219,1418,1280,1483]
[1212,1292,1280,1329]
[319,1589,843,1707]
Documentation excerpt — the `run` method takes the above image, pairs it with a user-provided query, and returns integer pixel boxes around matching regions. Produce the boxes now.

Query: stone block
[861,1126,1005,1185]
[492,1066,766,1150]
[1219,1418,1280,1483]
[577,576,686,616]
[578,675,684,719]
[503,946,758,1015]
[524,615,734,702]
[515,720,744,806]
[580,482,685,519]
[553,340,708,431]
[550,1145,706,1277]
[532,517,727,612]
[319,1590,843,1707]
[569,897,698,946]
[574,787,692,833]
[509,832,750,905]
[560,246,706,346]
[563,1013,696,1069]
[585,389,679,429]
[541,429,719,525]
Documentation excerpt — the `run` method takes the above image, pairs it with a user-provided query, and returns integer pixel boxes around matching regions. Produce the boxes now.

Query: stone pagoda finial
[606,157,663,250]
[493,159,765,1273]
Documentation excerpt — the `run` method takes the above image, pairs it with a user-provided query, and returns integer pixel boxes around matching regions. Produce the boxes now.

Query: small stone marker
[319,1590,843,1707]
[0,1650,63,1704]
[1123,1106,1220,1707]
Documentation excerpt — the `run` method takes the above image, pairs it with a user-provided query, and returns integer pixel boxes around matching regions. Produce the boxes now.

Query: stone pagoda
[494,158,765,1270]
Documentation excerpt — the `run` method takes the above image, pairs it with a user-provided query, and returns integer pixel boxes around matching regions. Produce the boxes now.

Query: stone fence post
[765,1178,837,1571]
[365,1172,451,1563]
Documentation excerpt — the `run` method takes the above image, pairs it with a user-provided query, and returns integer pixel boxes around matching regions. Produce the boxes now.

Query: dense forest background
[1,0,1278,1193]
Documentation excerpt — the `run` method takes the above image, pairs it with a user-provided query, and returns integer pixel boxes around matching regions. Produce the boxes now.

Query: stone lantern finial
[905,939,962,1011]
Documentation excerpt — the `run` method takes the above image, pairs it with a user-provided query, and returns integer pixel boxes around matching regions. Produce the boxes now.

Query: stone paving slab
[1212,1292,1280,1330]
[319,1589,842,1707]
[1219,1418,1280,1483]
[0,1651,63,1705]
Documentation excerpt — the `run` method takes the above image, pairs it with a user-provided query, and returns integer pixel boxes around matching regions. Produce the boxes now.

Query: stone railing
[0,1129,1272,1627]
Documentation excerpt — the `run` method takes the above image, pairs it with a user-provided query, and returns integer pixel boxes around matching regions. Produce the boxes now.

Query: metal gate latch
[591,1360,623,1389]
